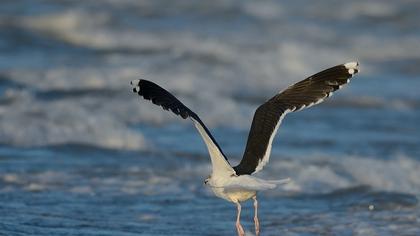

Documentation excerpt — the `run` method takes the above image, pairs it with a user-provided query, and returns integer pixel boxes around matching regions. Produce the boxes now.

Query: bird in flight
[130,61,359,236]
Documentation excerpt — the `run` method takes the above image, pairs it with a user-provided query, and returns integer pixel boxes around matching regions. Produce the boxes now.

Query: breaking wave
[0,0,419,151]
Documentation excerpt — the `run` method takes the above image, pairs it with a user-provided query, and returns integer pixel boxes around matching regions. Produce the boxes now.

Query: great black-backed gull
[130,61,359,236]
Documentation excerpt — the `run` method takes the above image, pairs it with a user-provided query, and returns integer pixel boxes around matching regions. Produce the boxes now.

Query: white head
[204,175,211,185]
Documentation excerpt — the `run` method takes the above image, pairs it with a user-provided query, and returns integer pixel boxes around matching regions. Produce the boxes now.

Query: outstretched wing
[234,62,360,175]
[130,79,235,177]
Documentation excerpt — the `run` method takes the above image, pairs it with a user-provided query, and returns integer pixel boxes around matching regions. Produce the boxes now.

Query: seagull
[130,62,359,236]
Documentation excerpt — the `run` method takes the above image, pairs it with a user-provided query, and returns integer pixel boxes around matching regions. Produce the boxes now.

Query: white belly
[210,185,256,203]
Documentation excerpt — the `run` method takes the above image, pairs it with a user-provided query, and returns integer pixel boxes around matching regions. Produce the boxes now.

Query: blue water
[1,0,420,235]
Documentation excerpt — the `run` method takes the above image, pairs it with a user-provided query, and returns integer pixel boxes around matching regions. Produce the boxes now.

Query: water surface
[1,0,419,235]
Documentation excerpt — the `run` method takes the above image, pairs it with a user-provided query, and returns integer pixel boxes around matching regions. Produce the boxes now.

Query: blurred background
[0,0,419,235]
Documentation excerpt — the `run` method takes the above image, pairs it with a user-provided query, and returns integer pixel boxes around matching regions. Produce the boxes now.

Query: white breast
[207,176,256,203]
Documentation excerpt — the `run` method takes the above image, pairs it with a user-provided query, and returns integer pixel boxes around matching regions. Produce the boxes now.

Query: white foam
[265,154,420,195]
[0,92,147,149]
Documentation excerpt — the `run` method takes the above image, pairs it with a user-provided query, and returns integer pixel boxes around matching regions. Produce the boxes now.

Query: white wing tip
[130,79,140,86]
[344,61,359,75]
[344,61,359,69]
[131,79,141,92]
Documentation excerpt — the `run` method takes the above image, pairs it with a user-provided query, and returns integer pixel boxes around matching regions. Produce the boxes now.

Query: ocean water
[1,0,420,235]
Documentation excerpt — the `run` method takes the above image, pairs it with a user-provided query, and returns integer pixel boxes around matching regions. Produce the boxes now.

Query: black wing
[131,79,235,176]
[233,62,359,175]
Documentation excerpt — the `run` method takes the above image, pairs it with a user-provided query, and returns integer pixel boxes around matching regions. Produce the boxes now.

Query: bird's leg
[253,196,260,236]
[235,201,245,236]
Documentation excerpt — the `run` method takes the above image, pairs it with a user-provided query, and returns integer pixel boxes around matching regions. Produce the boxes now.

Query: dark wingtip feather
[130,78,230,163]
[130,79,194,120]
